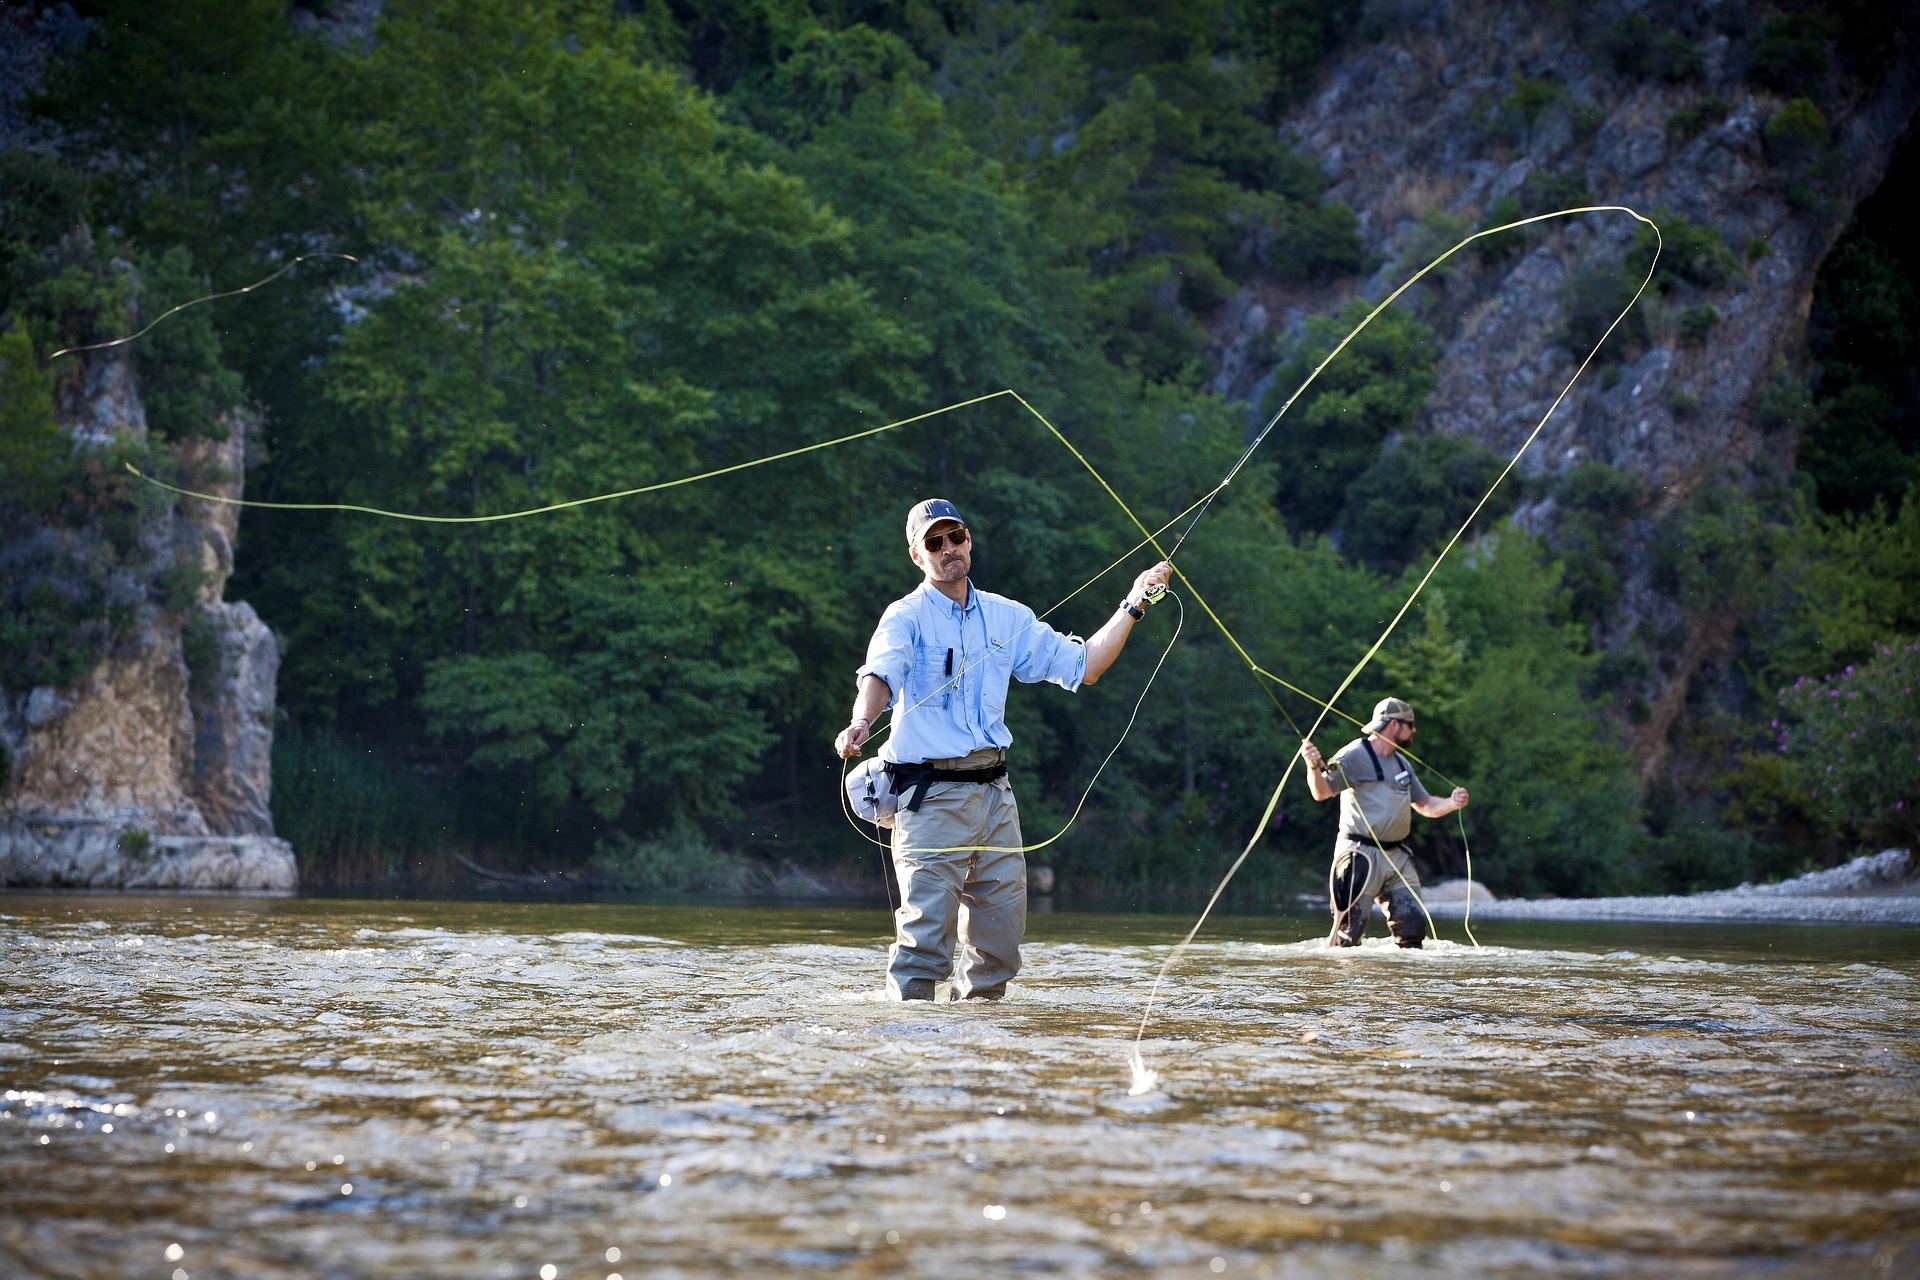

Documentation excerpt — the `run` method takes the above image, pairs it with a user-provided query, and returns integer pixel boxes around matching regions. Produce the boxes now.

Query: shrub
[1571,101,1607,141]
[1665,97,1729,143]
[1518,167,1590,216]
[1556,261,1647,360]
[1776,641,1920,848]
[0,573,109,691]
[1267,199,1364,282]
[1596,17,1703,82]
[1469,169,1589,266]
[1638,809,1756,893]
[590,827,756,893]
[181,610,224,690]
[1397,208,1471,279]
[1478,75,1566,144]
[1553,461,1642,624]
[1665,384,1699,415]
[150,554,206,612]
[1627,212,1740,294]
[1475,195,1527,264]
[1677,303,1722,347]
[1651,32,1705,81]
[1765,98,1828,167]
[0,324,63,513]
[1648,480,1775,618]
[1749,13,1831,97]
[1753,363,1812,435]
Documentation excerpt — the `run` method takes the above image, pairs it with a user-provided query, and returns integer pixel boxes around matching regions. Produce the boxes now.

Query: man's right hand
[835,719,871,759]
[1300,739,1323,771]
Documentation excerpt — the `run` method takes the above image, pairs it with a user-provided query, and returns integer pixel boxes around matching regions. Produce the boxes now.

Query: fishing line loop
[1127,204,1662,1092]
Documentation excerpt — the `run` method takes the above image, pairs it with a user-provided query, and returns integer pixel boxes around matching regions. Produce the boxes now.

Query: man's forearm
[1080,605,1138,685]
[1414,796,1459,818]
[851,675,891,726]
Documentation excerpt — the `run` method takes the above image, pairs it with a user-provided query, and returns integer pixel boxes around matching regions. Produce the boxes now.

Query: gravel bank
[1424,849,1920,926]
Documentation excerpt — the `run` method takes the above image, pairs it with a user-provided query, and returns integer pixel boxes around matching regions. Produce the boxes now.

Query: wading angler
[1301,698,1471,948]
[838,500,1170,1001]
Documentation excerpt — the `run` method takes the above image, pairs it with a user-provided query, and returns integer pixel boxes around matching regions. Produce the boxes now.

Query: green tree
[1263,300,1438,537]
[1335,435,1515,573]
[290,0,922,822]
[1429,534,1640,896]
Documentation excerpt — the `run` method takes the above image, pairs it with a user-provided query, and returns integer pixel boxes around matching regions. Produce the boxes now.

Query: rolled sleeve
[855,602,915,709]
[1010,609,1087,692]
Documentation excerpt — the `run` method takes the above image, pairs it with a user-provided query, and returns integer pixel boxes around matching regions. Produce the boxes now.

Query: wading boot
[961,983,1006,1001]
[897,978,937,1002]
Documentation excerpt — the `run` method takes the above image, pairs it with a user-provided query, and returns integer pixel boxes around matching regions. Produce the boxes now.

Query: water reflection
[3,895,1916,1278]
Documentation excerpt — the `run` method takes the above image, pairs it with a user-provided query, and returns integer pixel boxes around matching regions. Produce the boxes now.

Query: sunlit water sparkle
[2,894,1917,1278]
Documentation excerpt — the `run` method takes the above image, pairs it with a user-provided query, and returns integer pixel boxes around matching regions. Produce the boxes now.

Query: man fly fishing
[837,499,1171,1001]
[1300,698,1470,949]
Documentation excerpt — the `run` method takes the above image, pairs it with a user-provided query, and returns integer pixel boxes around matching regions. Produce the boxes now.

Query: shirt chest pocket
[906,638,949,707]
[979,638,1016,721]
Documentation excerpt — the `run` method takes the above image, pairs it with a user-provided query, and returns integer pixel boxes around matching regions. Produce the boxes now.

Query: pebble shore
[1424,848,1919,925]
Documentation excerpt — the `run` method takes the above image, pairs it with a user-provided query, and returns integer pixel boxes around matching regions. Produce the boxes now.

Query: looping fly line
[103,206,1657,1088]
[1126,204,1660,1095]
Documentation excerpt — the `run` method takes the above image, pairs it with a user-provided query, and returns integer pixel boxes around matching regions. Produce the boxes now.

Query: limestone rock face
[2,612,204,834]
[1209,4,1920,770]
[1,344,295,892]
[188,600,281,838]
[0,825,295,893]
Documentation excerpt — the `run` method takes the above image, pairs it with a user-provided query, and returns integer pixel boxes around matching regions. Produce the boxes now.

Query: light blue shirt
[857,580,1087,764]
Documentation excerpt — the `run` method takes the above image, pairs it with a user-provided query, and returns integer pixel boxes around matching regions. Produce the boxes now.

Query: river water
[2,894,1917,1279]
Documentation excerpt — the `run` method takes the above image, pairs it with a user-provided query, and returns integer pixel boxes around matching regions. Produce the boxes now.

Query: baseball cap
[1364,697,1415,733]
[905,498,967,546]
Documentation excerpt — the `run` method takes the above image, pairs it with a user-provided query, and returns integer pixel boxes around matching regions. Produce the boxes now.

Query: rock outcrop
[0,338,296,893]
[1210,1,1920,770]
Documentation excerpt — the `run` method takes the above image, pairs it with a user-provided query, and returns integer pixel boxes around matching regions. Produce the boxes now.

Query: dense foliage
[1,0,1912,900]
[1777,643,1920,849]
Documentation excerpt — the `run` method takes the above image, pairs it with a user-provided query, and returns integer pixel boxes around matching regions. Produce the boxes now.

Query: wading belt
[886,761,1008,813]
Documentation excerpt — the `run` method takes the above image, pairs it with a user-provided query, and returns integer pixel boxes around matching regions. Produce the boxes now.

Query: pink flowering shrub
[1776,640,1920,846]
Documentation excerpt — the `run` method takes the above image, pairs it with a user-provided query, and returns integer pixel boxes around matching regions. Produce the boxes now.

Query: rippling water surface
[3,894,1917,1279]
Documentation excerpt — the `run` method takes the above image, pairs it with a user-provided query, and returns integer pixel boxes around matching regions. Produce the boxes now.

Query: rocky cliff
[0,336,296,893]
[1210,0,1920,770]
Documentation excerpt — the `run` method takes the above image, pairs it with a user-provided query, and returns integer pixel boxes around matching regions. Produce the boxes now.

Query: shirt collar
[917,578,977,615]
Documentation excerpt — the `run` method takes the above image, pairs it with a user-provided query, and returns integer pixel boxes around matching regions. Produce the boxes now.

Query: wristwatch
[1121,599,1145,620]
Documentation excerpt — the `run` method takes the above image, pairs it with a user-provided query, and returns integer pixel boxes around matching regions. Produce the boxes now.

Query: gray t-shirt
[1324,737,1429,845]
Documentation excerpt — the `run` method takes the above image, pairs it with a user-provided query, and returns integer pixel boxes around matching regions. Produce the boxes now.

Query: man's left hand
[1129,560,1172,608]
[1451,786,1470,810]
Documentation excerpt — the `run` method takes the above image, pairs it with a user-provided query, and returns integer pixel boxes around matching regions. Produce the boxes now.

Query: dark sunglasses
[922,527,970,552]
[1393,718,1417,730]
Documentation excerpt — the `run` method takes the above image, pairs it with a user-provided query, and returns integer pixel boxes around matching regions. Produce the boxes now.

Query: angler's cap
[905,498,967,546]
[1364,697,1415,733]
